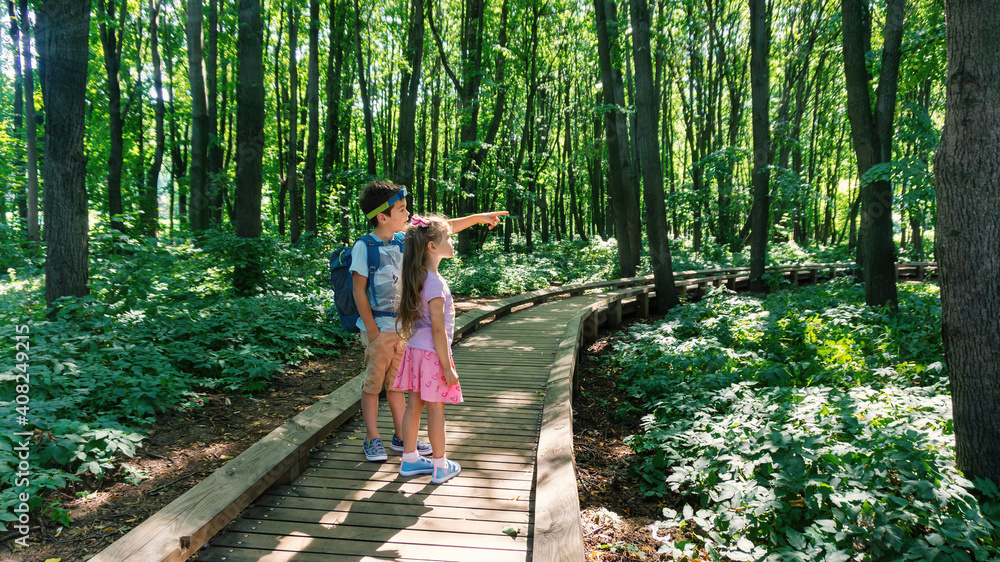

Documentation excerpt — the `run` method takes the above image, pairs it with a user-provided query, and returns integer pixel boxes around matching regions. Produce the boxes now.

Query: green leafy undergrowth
[615,279,999,560]
[0,226,352,529]
[443,237,621,295]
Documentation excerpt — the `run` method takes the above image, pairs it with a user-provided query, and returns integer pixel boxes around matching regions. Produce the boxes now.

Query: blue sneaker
[390,433,433,456]
[431,459,461,484]
[399,455,434,476]
[363,437,388,462]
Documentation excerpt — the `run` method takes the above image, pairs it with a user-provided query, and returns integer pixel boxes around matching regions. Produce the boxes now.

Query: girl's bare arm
[429,297,458,386]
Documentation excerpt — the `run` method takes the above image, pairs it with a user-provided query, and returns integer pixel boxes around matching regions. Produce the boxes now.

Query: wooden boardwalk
[93,262,936,562]
[193,289,647,561]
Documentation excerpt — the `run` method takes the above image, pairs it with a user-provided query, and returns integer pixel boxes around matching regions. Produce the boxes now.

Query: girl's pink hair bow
[411,215,430,227]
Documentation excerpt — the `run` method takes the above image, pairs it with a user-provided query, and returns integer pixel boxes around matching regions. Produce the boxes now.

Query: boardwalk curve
[94,262,936,561]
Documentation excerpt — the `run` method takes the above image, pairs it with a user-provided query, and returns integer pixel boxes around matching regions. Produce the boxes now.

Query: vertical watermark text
[11,323,33,547]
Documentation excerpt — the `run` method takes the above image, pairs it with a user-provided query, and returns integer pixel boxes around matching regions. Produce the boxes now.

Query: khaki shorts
[360,331,405,395]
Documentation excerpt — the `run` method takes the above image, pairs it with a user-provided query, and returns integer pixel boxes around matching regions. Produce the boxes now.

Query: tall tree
[19,0,39,243]
[234,0,264,296]
[143,0,165,238]
[841,0,904,307]
[353,0,376,175]
[321,0,347,227]
[629,0,678,311]
[594,0,639,276]
[393,0,423,192]
[97,0,130,233]
[427,0,508,254]
[37,0,91,310]
[207,0,224,223]
[748,0,770,292]
[303,0,319,235]
[287,2,301,242]
[187,0,211,232]
[8,1,26,232]
[934,0,1000,487]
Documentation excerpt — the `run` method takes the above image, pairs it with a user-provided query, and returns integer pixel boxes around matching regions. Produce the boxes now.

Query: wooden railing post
[607,299,623,328]
[636,291,650,318]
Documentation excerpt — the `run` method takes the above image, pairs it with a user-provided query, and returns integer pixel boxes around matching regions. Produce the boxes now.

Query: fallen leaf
[502,526,521,538]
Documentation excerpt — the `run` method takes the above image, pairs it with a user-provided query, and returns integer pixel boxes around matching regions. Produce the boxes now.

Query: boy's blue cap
[366,188,408,219]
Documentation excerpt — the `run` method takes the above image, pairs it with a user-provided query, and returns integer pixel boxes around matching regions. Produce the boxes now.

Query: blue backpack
[329,233,405,333]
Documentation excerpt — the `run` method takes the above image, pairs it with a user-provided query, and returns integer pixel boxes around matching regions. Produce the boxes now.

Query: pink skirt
[394,347,464,404]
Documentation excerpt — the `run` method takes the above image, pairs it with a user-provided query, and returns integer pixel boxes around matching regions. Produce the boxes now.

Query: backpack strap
[362,233,399,315]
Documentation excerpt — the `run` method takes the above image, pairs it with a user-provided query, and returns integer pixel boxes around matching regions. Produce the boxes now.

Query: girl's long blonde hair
[397,214,451,340]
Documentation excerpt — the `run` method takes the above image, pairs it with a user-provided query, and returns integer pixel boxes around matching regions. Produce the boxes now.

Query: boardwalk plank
[206,532,526,562]
[249,496,530,524]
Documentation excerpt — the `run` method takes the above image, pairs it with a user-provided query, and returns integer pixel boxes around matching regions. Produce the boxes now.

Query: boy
[352,179,506,461]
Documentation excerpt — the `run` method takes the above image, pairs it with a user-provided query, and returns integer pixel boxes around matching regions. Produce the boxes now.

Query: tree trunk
[353,0,376,176]
[144,0,165,238]
[630,0,678,311]
[748,0,770,292]
[37,0,91,311]
[594,0,637,277]
[8,1,26,233]
[165,43,185,236]
[304,0,319,235]
[842,0,903,307]
[322,0,348,227]
[429,0,505,253]
[287,3,301,242]
[19,0,39,242]
[428,75,441,214]
[234,0,265,296]
[187,0,211,232]
[566,81,587,242]
[934,0,1000,487]
[207,0,225,223]
[393,0,423,192]
[97,0,128,233]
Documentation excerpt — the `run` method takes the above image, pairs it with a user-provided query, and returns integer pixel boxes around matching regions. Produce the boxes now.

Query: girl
[393,214,463,483]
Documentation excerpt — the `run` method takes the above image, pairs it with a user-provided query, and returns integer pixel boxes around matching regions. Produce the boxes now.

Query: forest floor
[1,298,678,562]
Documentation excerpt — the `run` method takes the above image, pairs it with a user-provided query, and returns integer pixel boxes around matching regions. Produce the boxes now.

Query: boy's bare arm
[353,272,380,337]
[447,211,509,233]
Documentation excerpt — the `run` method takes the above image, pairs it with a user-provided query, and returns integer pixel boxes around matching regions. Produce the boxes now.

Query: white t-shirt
[349,234,404,333]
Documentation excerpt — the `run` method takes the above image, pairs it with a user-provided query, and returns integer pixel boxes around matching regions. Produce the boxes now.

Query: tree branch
[426,0,461,93]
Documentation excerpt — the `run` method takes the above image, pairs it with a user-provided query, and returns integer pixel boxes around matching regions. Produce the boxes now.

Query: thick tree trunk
[234,0,265,296]
[748,0,770,292]
[594,0,637,277]
[287,4,301,242]
[20,0,39,242]
[37,0,91,311]
[145,0,165,238]
[304,0,320,235]
[630,0,678,310]
[393,0,423,192]
[353,0,376,176]
[935,0,1000,487]
[842,0,903,307]
[187,0,211,232]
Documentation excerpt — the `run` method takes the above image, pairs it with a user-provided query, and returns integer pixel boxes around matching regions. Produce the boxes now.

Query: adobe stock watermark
[11,322,33,548]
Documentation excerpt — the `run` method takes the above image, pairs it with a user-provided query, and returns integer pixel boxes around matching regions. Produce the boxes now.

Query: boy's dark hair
[359,180,406,227]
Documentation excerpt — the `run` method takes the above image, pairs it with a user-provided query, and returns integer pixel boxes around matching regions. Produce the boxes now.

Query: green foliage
[0,226,352,530]
[614,280,999,559]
